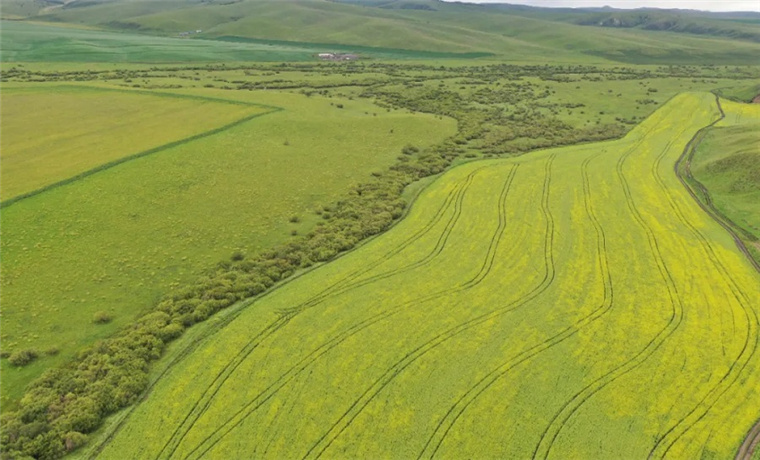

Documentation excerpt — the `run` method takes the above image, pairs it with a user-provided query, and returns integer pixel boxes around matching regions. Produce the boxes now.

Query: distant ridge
[2,0,760,64]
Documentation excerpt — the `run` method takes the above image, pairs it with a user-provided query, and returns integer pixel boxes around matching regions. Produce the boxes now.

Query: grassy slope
[0,85,456,407]
[11,0,760,64]
[0,20,490,62]
[714,82,760,102]
[90,93,760,459]
[0,84,267,200]
[0,20,321,62]
[691,99,760,259]
[521,8,760,42]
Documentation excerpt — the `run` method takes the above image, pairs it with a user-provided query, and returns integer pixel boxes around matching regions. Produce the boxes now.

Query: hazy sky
[442,0,760,12]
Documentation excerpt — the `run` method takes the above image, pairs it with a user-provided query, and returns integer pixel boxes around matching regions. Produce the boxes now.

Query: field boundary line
[1,85,282,208]
[674,95,760,271]
[2,84,283,110]
[176,165,560,460]
[298,164,527,460]
[276,169,483,317]
[180,168,493,459]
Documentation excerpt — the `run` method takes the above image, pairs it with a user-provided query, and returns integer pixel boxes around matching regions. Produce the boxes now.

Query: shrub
[64,432,87,452]
[8,349,39,367]
[401,144,419,155]
[92,311,112,324]
[44,347,60,357]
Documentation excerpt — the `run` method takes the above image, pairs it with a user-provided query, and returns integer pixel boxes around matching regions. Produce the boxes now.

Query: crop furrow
[155,170,484,458]
[533,138,686,460]
[645,107,759,459]
[419,152,613,459]
[172,167,494,458]
[298,162,539,460]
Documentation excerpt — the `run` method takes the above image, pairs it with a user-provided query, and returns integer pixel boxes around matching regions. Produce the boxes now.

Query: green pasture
[0,84,268,200]
[91,93,760,459]
[691,99,760,257]
[0,85,456,407]
[0,20,490,63]
[0,21,318,62]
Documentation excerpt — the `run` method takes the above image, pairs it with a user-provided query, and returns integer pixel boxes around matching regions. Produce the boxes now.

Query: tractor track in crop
[533,132,687,460]
[155,314,295,460]
[97,168,476,460]
[183,164,522,459]
[648,97,759,460]
[154,170,483,459]
[278,166,488,317]
[182,309,396,460]
[296,160,540,458]
[419,151,613,459]
[648,126,757,460]
[674,96,760,460]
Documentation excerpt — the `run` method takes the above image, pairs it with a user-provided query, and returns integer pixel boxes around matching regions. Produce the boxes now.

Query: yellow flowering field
[89,93,760,459]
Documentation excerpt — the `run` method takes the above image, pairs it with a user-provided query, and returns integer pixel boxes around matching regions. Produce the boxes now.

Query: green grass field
[0,84,456,407]
[88,93,760,459]
[691,99,760,260]
[0,84,270,200]
[0,20,491,63]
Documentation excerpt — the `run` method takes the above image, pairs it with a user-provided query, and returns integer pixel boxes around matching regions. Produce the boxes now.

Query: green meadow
[90,93,760,460]
[0,21,491,63]
[691,99,760,260]
[0,84,456,406]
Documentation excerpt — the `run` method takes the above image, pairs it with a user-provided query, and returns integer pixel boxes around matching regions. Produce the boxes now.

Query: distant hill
[3,0,760,64]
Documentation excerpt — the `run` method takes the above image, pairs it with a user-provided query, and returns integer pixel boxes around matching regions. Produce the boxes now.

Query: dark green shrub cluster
[91,311,112,325]
[8,349,39,367]
[1,313,169,459]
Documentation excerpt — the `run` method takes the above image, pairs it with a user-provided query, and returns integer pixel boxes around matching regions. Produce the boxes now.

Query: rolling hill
[3,0,760,64]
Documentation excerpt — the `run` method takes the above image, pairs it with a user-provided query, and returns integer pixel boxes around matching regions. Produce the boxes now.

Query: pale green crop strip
[95,93,760,459]
[0,86,280,208]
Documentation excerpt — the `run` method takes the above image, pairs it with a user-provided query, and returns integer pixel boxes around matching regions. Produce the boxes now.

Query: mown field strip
[96,92,760,460]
